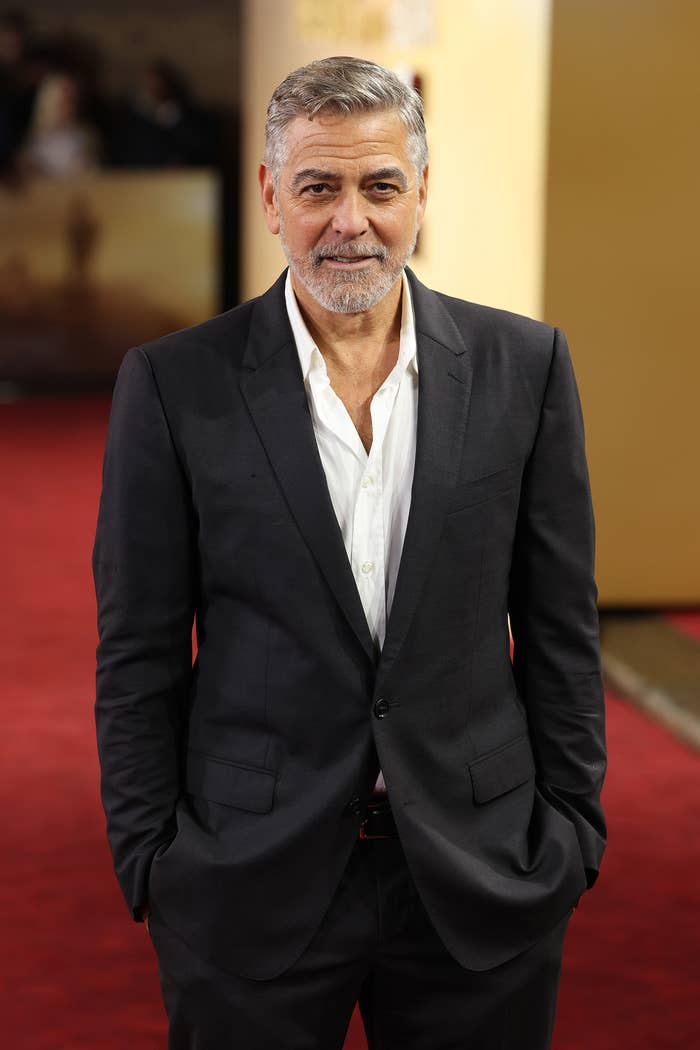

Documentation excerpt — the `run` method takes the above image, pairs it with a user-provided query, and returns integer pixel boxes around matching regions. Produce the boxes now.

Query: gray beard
[279,220,417,315]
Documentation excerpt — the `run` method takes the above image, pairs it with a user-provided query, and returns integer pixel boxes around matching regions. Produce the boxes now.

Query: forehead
[281,110,412,173]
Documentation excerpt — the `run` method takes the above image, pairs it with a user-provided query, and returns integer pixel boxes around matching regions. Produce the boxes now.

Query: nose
[330,190,369,239]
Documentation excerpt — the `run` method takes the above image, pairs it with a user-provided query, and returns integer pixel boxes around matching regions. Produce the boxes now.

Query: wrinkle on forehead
[283,112,414,170]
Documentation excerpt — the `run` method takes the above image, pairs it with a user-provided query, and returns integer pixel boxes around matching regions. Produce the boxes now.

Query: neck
[291,273,403,382]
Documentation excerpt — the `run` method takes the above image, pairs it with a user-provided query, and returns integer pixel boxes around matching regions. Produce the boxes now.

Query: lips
[324,255,376,263]
[315,243,385,261]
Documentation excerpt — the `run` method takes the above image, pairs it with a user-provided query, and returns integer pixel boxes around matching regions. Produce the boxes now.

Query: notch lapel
[376,270,473,686]
[239,273,376,664]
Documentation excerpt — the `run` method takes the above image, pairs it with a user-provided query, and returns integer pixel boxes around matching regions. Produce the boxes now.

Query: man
[93,56,606,1050]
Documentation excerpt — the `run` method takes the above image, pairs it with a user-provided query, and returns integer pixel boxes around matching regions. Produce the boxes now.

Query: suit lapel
[239,272,376,664]
[376,270,473,685]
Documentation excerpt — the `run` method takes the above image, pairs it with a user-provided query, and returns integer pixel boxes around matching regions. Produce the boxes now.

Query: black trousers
[148,835,573,1050]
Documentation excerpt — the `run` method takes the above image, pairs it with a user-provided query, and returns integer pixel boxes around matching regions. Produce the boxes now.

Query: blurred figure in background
[109,59,216,168]
[18,69,101,177]
[0,10,39,172]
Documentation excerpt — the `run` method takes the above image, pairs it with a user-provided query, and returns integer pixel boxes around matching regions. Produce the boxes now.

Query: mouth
[320,255,379,269]
[313,242,386,270]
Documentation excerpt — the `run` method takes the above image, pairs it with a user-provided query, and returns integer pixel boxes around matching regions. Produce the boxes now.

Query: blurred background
[1,1,698,1048]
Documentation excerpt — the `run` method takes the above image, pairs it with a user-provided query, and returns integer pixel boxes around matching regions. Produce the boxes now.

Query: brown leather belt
[359,798,397,839]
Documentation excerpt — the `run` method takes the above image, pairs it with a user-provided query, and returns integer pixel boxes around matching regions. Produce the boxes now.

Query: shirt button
[361,561,374,574]
[361,476,373,488]
[374,698,390,718]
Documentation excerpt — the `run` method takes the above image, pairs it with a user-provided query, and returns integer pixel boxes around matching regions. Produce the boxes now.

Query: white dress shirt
[285,270,419,796]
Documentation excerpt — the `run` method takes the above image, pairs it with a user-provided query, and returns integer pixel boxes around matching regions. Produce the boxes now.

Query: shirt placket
[353,380,401,647]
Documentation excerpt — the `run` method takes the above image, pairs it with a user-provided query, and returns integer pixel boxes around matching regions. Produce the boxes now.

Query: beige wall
[544,0,700,604]
[241,0,552,318]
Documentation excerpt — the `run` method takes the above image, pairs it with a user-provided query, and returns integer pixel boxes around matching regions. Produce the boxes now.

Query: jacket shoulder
[435,291,555,356]
[134,296,258,375]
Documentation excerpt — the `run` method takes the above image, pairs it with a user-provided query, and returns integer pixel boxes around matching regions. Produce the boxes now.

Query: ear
[416,165,428,229]
[259,163,280,235]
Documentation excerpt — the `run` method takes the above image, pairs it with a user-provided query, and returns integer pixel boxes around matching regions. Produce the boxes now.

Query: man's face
[260,110,427,315]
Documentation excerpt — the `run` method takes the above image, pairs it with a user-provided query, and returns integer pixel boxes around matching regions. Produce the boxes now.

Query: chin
[297,270,403,315]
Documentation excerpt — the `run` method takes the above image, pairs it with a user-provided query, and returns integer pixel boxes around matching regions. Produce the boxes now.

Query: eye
[369,182,399,196]
[304,183,330,195]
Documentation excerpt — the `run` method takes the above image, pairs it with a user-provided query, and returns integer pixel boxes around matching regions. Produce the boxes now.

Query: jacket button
[346,796,362,815]
[374,698,390,719]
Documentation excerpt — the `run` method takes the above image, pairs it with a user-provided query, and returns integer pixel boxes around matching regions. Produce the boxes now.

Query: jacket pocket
[468,733,535,804]
[447,462,521,515]
[185,748,277,813]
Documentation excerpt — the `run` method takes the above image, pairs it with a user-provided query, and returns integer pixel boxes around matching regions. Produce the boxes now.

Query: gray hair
[264,56,428,185]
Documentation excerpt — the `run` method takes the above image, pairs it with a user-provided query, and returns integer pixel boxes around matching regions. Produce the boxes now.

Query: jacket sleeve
[508,327,607,888]
[93,347,195,920]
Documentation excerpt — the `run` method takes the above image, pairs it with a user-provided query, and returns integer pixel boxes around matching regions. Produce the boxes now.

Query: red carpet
[1,396,698,1049]
[665,611,700,643]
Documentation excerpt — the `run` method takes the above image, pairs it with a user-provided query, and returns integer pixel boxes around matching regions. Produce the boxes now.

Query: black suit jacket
[93,268,606,980]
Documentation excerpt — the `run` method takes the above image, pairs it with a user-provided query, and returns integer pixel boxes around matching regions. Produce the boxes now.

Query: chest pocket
[447,462,521,515]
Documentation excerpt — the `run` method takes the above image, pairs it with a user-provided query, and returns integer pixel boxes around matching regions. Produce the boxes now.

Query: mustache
[312,242,388,266]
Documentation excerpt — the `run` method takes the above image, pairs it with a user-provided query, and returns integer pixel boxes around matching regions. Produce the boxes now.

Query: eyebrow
[367,167,408,189]
[291,166,409,190]
[291,168,337,188]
